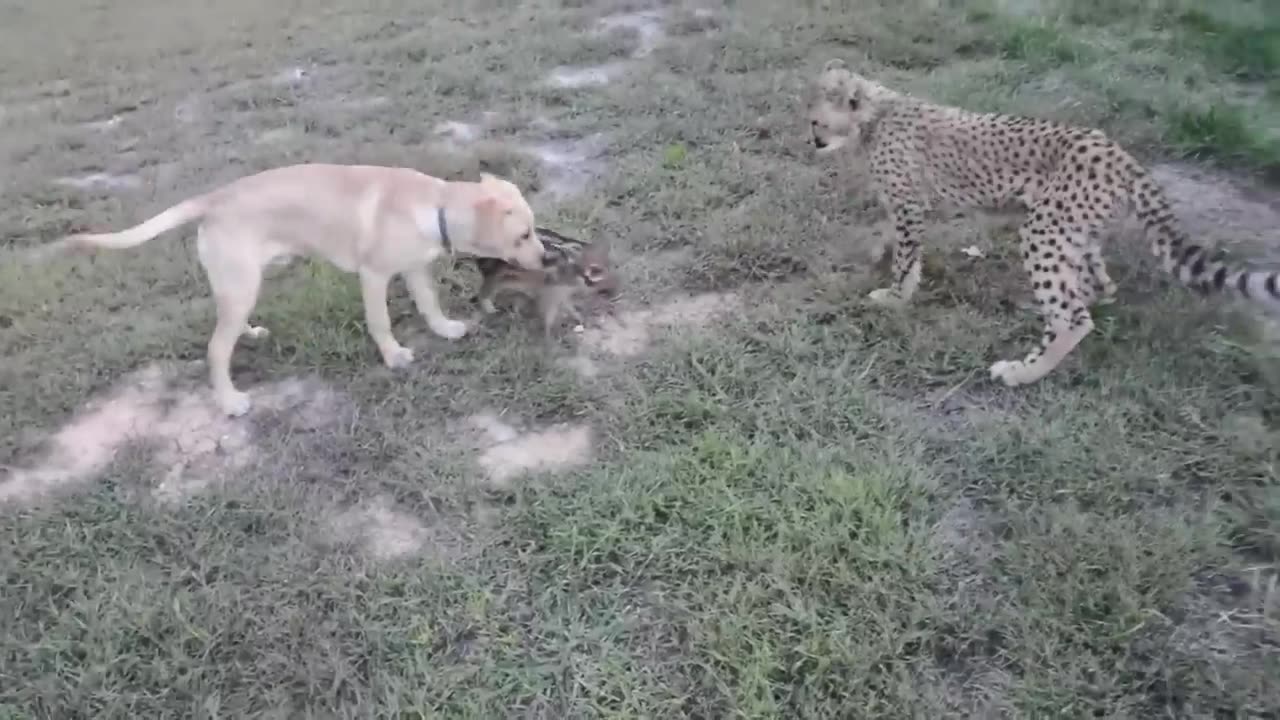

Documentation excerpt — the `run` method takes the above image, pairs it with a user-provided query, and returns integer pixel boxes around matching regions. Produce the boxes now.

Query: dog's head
[467,173,547,271]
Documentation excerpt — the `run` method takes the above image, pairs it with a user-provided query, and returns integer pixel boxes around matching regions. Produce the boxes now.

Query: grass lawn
[1,0,1278,716]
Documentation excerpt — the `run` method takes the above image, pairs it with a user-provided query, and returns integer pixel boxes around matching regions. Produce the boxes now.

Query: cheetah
[806,58,1280,387]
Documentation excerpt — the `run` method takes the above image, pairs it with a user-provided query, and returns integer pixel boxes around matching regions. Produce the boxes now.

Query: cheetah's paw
[989,359,1038,387]
[867,288,905,307]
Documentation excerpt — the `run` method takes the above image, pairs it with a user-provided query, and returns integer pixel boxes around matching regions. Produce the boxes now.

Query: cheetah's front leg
[868,201,925,307]
[990,222,1095,386]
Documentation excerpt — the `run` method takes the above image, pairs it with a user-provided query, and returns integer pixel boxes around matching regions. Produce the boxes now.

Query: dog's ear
[472,194,500,216]
[823,58,847,73]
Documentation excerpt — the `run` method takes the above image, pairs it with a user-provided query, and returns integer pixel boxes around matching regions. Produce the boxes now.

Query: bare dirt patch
[435,119,483,145]
[172,93,205,124]
[270,66,311,87]
[253,126,299,145]
[926,498,1011,714]
[80,115,125,132]
[1140,163,1280,334]
[462,411,594,490]
[430,111,519,151]
[931,496,997,568]
[598,10,667,58]
[523,133,611,200]
[220,65,318,97]
[875,375,1022,438]
[545,8,669,88]
[0,362,344,506]
[578,291,740,359]
[425,112,610,200]
[559,353,603,379]
[1150,163,1280,258]
[326,495,442,562]
[547,62,631,89]
[53,172,141,192]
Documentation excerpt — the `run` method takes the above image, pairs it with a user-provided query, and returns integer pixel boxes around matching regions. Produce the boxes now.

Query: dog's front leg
[405,266,468,340]
[359,269,415,368]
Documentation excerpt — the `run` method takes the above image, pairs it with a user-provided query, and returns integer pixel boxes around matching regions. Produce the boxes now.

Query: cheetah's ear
[846,79,863,111]
[823,58,847,73]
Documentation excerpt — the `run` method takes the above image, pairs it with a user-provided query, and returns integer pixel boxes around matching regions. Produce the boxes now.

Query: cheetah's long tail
[1131,169,1280,304]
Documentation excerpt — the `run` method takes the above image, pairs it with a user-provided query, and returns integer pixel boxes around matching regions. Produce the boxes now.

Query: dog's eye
[848,98,859,111]
[520,231,531,243]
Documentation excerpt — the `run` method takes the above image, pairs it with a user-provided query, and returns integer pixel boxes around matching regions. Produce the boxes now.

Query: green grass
[1166,105,1280,177]
[1176,7,1280,81]
[954,0,1280,179]
[2,0,1279,716]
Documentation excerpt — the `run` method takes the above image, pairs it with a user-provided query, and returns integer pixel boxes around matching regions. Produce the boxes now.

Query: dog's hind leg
[198,226,263,417]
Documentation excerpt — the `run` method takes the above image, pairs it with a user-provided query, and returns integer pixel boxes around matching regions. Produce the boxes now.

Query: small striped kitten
[473,226,616,336]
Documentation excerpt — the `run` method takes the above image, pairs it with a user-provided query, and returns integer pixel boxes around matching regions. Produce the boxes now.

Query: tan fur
[51,163,548,416]
[807,59,1280,386]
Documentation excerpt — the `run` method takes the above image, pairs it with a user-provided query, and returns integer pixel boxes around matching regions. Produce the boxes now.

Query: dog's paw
[218,391,253,418]
[430,318,469,340]
[382,345,416,369]
[243,325,270,340]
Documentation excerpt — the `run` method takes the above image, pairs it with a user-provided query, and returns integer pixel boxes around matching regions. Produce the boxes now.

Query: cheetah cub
[807,58,1280,387]
[474,226,617,337]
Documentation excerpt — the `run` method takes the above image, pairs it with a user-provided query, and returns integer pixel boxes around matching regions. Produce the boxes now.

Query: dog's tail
[55,193,215,253]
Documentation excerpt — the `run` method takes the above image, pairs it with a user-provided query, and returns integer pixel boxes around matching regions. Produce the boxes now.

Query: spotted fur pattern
[807,58,1280,386]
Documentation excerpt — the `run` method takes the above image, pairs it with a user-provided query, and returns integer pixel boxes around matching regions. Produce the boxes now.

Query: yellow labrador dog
[55,164,549,417]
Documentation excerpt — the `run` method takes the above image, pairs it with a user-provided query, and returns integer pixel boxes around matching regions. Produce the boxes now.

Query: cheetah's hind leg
[990,216,1096,386]
[1081,236,1118,307]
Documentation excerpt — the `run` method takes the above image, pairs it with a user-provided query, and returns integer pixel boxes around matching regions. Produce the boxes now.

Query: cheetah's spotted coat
[807,59,1280,386]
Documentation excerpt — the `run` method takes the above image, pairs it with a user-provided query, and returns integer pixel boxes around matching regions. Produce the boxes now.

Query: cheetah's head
[806,59,878,156]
